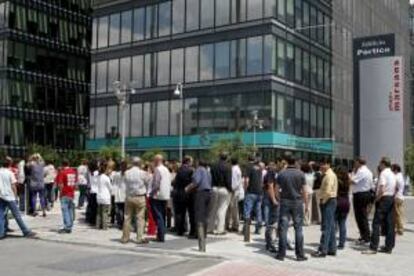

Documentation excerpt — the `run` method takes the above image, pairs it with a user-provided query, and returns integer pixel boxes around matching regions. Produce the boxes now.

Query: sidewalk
[8,204,414,276]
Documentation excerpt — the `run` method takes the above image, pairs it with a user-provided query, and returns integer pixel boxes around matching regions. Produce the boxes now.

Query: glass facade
[89,0,333,159]
[0,1,91,156]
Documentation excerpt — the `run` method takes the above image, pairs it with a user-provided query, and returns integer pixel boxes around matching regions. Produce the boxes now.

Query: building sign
[359,56,404,171]
[353,34,395,61]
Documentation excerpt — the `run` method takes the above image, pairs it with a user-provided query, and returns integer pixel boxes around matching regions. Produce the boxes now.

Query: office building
[0,0,91,156]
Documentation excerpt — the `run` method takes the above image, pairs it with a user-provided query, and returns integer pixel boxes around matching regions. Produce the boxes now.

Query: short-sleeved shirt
[0,168,17,201]
[377,168,397,197]
[193,167,212,191]
[56,167,77,199]
[245,163,263,195]
[276,166,306,201]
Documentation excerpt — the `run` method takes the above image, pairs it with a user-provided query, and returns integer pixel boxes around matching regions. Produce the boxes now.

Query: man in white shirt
[392,164,405,235]
[77,159,89,209]
[363,157,396,255]
[0,157,36,239]
[351,158,374,244]
[121,157,151,244]
[96,161,112,230]
[150,154,171,242]
[44,160,57,210]
[225,158,243,232]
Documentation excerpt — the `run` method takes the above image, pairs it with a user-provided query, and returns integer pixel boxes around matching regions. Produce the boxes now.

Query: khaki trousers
[122,196,146,242]
[394,198,404,235]
[225,192,240,230]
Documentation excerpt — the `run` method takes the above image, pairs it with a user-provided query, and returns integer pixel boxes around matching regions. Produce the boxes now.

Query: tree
[208,133,255,166]
[141,148,166,163]
[404,144,414,194]
[98,146,123,161]
[27,144,60,164]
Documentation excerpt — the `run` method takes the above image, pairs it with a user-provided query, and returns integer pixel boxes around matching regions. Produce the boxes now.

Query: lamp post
[174,83,184,162]
[113,81,135,159]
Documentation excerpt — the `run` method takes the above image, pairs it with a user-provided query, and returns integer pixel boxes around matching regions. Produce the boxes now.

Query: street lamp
[112,81,136,159]
[174,83,184,162]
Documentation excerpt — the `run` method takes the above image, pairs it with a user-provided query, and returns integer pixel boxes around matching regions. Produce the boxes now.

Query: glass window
[215,41,230,79]
[108,59,119,92]
[200,0,214,28]
[132,55,144,88]
[317,11,324,44]
[98,16,108,48]
[96,61,107,94]
[200,44,214,81]
[303,50,309,86]
[286,0,294,26]
[144,53,153,87]
[303,101,309,136]
[186,0,199,31]
[264,35,276,74]
[294,47,302,82]
[285,96,294,134]
[277,0,285,21]
[247,36,263,76]
[286,42,294,80]
[294,99,302,136]
[310,103,316,137]
[133,8,145,41]
[145,5,158,39]
[184,98,198,135]
[277,39,285,77]
[264,0,276,18]
[89,107,95,139]
[324,107,331,138]
[157,50,170,86]
[96,107,106,138]
[120,11,132,44]
[172,0,185,34]
[294,0,301,28]
[107,105,118,136]
[232,0,247,23]
[230,40,237,77]
[317,106,324,137]
[324,60,331,93]
[302,1,309,34]
[130,103,142,137]
[310,6,317,40]
[277,95,285,132]
[171,48,184,84]
[159,1,171,37]
[170,100,180,135]
[120,57,131,85]
[156,101,169,135]
[216,0,230,26]
[92,18,98,49]
[109,13,120,46]
[91,63,96,95]
[317,58,324,90]
[311,55,317,89]
[185,46,199,83]
[247,0,263,20]
[324,15,331,46]
[143,102,151,136]
[238,38,247,76]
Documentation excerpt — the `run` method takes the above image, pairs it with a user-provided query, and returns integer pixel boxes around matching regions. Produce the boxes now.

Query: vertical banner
[359,57,404,170]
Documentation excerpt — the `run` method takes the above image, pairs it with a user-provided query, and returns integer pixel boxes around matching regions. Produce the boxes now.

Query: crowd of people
[0,151,409,260]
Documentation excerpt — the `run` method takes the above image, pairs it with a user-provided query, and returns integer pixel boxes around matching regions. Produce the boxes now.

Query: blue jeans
[0,199,31,237]
[319,198,337,254]
[370,196,395,251]
[243,193,263,232]
[30,188,46,212]
[278,199,304,258]
[263,196,279,247]
[61,197,74,231]
[150,198,167,242]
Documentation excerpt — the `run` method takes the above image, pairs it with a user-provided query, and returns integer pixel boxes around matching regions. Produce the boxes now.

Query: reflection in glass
[215,41,230,79]
[108,59,119,91]
[248,0,263,20]
[120,57,131,85]
[96,107,106,138]
[131,103,143,137]
[264,35,276,74]
[200,44,214,81]
[133,8,145,41]
[157,50,170,86]
[109,13,120,46]
[172,0,185,34]
[200,0,214,29]
[159,1,171,37]
[132,55,144,88]
[171,48,184,84]
[247,36,263,75]
[98,16,108,48]
[185,46,199,83]
[186,0,199,31]
[121,11,132,44]
[216,0,230,26]
[96,61,107,94]
[156,101,169,135]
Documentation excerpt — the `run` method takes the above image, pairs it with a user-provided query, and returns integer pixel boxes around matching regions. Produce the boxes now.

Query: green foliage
[98,146,123,161]
[208,133,255,166]
[0,147,6,160]
[404,145,414,194]
[141,148,166,163]
[27,144,60,164]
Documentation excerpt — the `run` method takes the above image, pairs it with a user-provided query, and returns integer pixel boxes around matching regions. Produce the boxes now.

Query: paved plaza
[2,204,414,276]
